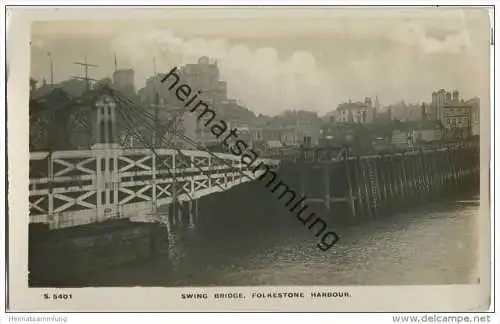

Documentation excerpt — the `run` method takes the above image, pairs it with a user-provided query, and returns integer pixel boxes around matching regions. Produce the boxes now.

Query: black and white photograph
[6,5,492,312]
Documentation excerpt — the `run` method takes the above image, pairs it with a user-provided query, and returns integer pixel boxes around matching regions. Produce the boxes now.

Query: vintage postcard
[6,5,493,312]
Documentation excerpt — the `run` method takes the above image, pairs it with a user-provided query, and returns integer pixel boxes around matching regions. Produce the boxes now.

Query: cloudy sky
[30,7,491,116]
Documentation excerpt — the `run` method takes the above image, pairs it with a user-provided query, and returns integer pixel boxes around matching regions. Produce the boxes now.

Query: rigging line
[121,104,206,203]
[119,100,256,186]
[113,95,180,150]
[112,96,187,151]
[120,107,193,203]
[116,132,192,209]
[117,102,229,194]
[108,87,186,146]
[109,87,264,187]
[113,89,204,157]
[117,105,196,202]
[117,113,185,200]
[116,94,229,160]
[69,108,94,140]
[115,99,233,195]
[112,85,186,132]
[117,101,223,166]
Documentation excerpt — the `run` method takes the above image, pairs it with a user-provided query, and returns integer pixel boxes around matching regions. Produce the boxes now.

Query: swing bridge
[29,85,279,229]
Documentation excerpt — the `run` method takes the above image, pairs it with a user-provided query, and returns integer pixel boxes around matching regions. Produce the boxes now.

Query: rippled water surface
[85,194,480,286]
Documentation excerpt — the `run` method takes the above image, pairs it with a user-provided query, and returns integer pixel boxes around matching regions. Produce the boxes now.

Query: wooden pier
[279,144,480,222]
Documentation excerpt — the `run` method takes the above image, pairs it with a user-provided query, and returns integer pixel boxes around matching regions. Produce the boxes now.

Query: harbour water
[80,183,480,287]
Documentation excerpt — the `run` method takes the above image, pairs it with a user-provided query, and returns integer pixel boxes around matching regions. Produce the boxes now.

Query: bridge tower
[92,94,121,223]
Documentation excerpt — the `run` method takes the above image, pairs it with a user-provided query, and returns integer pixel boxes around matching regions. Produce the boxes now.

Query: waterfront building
[465,97,480,136]
[409,120,444,145]
[335,97,376,124]
[428,89,475,139]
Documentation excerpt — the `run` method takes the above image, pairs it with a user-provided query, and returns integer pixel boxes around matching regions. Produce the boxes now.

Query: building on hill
[139,57,258,146]
[178,56,227,103]
[441,103,473,139]
[113,69,135,94]
[464,97,480,136]
[430,89,448,121]
[335,97,376,124]
[427,89,473,139]
[159,56,227,104]
[218,99,256,127]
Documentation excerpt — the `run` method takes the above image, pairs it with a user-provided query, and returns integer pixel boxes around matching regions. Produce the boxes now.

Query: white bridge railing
[29,145,279,229]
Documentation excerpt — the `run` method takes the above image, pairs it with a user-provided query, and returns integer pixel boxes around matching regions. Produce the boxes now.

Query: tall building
[139,57,247,147]
[181,56,227,103]
[430,88,462,122]
[421,103,427,120]
[113,69,135,94]
[465,97,480,136]
[430,89,446,120]
[374,95,381,112]
[434,90,474,139]
[441,104,472,138]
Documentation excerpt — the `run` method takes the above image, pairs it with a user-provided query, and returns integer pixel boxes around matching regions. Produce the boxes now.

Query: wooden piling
[378,156,388,215]
[323,166,331,214]
[300,167,307,208]
[395,155,405,209]
[343,159,356,218]
[277,146,478,224]
[384,156,395,215]
[353,157,365,219]
[368,159,381,218]
[181,201,189,228]
[168,203,176,229]
[361,159,373,220]
[398,155,408,204]
[404,154,415,206]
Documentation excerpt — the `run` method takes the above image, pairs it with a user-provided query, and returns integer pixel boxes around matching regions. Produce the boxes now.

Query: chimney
[421,103,427,120]
[365,97,372,108]
[453,90,459,103]
[432,91,437,103]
